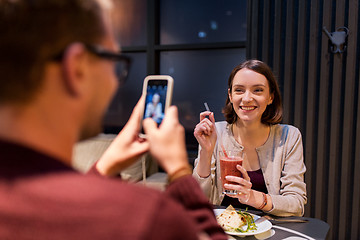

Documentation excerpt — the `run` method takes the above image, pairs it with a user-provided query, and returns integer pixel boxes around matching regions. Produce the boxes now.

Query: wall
[247,0,360,239]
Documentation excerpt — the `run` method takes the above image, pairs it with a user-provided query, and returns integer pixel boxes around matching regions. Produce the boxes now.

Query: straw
[203,102,228,158]
[204,102,210,112]
[220,144,228,158]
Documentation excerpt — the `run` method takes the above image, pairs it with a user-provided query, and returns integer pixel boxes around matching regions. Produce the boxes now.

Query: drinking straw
[220,144,228,158]
[204,102,210,112]
[203,102,228,158]
[204,102,210,119]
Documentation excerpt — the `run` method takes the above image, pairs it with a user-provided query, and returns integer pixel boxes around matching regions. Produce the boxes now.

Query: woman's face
[152,94,160,104]
[228,68,273,125]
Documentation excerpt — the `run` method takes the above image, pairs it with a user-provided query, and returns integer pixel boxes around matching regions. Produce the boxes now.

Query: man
[0,0,226,239]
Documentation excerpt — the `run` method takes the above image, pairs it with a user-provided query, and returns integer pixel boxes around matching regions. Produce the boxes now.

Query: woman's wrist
[199,147,214,158]
[195,148,212,177]
[250,191,272,212]
[258,192,268,210]
[243,190,269,211]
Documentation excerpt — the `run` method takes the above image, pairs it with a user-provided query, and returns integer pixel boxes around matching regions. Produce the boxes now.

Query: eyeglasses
[84,44,131,85]
[53,43,131,85]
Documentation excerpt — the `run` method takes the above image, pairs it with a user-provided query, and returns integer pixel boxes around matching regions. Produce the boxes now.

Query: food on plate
[216,205,245,231]
[216,205,257,233]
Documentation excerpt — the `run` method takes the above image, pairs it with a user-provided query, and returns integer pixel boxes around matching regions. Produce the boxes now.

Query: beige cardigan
[193,122,307,217]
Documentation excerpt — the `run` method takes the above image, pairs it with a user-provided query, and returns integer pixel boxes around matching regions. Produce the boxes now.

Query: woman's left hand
[224,165,252,203]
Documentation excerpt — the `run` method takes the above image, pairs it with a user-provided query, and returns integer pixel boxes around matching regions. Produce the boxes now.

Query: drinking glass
[219,149,243,195]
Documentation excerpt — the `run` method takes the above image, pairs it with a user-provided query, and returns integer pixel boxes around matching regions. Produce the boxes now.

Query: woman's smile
[240,106,257,111]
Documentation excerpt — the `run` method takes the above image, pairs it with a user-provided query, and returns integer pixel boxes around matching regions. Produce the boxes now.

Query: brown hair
[222,59,283,124]
[0,0,108,104]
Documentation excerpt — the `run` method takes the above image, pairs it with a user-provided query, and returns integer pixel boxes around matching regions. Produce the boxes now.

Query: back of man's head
[0,0,109,104]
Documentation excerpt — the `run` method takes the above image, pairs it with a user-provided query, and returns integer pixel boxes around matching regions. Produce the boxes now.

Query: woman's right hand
[193,111,217,153]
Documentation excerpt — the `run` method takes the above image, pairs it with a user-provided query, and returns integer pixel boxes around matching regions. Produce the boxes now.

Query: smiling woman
[223,60,283,125]
[192,59,307,217]
[228,68,274,125]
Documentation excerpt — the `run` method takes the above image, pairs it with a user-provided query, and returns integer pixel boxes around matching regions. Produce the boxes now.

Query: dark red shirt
[0,139,226,239]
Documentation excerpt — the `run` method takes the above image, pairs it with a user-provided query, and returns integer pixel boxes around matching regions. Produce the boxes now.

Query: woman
[144,93,163,124]
[193,60,307,217]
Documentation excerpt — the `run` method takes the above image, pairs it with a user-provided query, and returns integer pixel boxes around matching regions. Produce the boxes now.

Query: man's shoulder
[51,171,163,204]
[3,171,169,238]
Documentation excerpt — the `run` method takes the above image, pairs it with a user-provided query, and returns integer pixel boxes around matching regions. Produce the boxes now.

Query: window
[160,0,246,44]
[160,49,246,133]
[104,0,247,150]
[104,52,147,127]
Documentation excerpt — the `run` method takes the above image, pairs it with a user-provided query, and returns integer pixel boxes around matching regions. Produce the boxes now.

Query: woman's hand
[193,111,217,153]
[224,165,273,211]
[224,165,252,203]
[193,111,217,178]
[96,97,150,177]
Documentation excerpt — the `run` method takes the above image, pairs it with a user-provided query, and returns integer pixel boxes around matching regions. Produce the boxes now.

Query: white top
[144,102,163,124]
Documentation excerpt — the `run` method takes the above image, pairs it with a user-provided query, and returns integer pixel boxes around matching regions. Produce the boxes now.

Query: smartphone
[139,75,174,138]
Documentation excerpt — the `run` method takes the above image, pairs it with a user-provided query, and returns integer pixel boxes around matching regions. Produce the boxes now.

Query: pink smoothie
[220,156,243,186]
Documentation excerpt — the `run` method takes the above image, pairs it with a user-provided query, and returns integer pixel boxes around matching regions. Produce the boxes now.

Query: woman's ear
[228,88,233,103]
[61,43,87,97]
[268,93,274,105]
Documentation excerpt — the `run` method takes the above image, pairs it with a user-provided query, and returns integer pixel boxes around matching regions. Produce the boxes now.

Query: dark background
[103,1,360,239]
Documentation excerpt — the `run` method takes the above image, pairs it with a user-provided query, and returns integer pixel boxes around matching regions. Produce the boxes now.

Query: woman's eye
[254,88,264,93]
[234,88,244,93]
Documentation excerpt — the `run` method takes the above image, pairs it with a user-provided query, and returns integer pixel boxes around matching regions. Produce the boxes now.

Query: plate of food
[214,205,272,236]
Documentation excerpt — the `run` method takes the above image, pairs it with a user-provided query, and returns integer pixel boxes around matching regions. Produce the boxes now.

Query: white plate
[214,209,272,236]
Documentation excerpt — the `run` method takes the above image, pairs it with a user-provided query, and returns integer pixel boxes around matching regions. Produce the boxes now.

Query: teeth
[241,106,256,110]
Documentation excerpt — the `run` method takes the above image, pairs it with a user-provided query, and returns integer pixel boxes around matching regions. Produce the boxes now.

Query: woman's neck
[232,120,270,148]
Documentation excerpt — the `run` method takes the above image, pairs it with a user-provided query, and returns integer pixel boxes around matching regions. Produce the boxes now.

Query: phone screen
[143,80,168,126]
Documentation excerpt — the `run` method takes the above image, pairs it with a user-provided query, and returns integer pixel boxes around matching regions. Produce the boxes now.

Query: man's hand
[143,106,189,176]
[96,97,149,176]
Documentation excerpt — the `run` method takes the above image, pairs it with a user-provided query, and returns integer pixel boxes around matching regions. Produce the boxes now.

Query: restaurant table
[213,206,330,240]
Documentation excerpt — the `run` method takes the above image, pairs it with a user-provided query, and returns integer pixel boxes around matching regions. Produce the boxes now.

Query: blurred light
[198,31,207,38]
[168,67,175,74]
[210,21,218,30]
